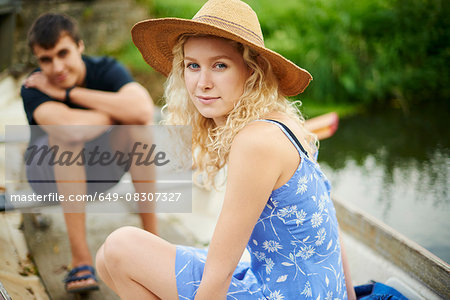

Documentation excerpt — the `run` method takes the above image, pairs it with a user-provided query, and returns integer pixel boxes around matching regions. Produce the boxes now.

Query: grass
[102,38,155,74]
[298,100,363,119]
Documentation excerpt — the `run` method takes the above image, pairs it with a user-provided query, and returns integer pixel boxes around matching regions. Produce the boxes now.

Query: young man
[21,13,156,293]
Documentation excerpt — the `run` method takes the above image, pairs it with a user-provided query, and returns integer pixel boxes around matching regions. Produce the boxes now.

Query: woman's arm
[194,125,283,299]
[340,234,357,300]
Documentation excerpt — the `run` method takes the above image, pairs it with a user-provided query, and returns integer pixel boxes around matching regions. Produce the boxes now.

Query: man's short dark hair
[28,13,81,51]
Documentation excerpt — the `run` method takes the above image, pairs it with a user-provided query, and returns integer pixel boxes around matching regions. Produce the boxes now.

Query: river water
[317,105,450,263]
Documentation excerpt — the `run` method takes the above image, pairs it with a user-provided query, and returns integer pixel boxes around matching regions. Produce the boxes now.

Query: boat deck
[2,187,448,300]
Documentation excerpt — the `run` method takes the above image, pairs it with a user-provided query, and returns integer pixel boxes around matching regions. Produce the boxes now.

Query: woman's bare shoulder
[230,120,293,160]
[233,121,281,147]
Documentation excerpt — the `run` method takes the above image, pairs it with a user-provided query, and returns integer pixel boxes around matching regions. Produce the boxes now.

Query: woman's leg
[96,245,118,293]
[96,226,179,300]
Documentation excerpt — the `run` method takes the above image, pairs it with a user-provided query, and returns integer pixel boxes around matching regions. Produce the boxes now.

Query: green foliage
[246,0,449,106]
[103,38,153,73]
[138,0,203,18]
[127,0,449,109]
[298,100,362,119]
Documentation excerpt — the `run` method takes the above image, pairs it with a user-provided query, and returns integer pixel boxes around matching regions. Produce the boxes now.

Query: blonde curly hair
[162,34,317,189]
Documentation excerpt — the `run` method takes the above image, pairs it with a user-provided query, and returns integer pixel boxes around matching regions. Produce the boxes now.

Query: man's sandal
[64,265,99,294]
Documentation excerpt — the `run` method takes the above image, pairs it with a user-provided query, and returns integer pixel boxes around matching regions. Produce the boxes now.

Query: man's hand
[24,72,66,101]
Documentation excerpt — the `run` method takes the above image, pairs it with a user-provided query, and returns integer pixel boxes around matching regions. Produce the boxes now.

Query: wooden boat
[1,179,449,299]
[1,111,449,299]
[0,282,11,300]
[334,197,449,299]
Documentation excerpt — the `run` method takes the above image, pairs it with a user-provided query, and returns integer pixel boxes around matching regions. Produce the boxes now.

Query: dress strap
[256,119,309,158]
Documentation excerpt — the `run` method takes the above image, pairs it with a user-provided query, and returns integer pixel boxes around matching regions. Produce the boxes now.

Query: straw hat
[132,0,312,96]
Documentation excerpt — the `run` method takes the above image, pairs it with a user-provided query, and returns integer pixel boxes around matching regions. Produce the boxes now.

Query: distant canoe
[305,112,339,140]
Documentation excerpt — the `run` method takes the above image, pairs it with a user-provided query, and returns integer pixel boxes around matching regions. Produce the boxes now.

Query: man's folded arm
[33,101,114,143]
[67,82,154,125]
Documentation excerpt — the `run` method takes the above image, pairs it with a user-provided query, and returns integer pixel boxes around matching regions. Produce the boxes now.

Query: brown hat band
[193,15,264,47]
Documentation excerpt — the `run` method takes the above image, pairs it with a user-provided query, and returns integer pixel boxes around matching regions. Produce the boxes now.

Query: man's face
[33,34,86,89]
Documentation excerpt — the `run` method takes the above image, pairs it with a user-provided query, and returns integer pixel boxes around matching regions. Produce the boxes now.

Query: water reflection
[318,106,450,263]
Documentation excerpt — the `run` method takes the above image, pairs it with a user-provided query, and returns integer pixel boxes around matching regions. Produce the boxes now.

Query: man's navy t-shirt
[21,55,133,142]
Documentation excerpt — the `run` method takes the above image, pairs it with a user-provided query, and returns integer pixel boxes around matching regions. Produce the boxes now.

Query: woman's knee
[102,226,147,264]
[95,244,107,277]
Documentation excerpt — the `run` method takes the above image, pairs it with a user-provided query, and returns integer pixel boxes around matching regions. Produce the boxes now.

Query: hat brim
[132,18,312,96]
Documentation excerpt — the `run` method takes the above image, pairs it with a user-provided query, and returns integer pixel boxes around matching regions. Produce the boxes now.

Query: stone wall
[12,0,148,72]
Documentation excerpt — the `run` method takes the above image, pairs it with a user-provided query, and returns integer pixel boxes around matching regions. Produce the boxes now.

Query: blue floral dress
[175,120,347,299]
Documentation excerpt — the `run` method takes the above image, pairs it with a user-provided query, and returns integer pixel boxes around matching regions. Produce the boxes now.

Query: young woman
[96,0,356,299]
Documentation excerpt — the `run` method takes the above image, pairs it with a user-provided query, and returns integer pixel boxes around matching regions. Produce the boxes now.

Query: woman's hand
[340,234,357,300]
